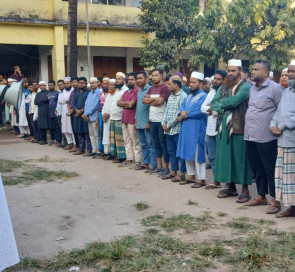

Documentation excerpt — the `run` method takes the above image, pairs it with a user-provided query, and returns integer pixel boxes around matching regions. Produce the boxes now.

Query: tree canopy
[138,0,200,71]
[139,0,295,72]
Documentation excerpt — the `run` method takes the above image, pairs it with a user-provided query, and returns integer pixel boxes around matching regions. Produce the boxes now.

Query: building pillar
[126,48,133,73]
[52,26,65,81]
[39,54,49,83]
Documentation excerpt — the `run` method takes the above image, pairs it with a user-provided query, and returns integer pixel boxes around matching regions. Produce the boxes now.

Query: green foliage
[138,0,200,71]
[189,0,295,70]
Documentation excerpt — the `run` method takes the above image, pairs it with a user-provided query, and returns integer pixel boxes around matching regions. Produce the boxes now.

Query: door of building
[93,56,126,78]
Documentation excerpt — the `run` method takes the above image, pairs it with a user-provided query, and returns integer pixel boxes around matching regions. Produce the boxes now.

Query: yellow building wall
[0,0,140,26]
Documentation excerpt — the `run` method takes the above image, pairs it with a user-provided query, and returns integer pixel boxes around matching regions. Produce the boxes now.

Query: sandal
[179,179,195,185]
[245,197,268,207]
[135,165,149,170]
[217,189,238,198]
[171,175,185,182]
[205,183,222,190]
[265,202,281,214]
[161,173,175,180]
[191,181,206,188]
[236,195,252,203]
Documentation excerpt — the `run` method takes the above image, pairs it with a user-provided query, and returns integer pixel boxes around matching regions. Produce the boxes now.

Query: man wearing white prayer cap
[101,78,116,159]
[93,77,111,158]
[177,71,208,188]
[210,59,253,203]
[34,80,50,144]
[270,59,295,218]
[59,77,75,150]
[109,72,128,163]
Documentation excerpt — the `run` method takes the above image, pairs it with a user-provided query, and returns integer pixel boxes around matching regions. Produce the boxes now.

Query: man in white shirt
[109,72,128,163]
[201,70,227,189]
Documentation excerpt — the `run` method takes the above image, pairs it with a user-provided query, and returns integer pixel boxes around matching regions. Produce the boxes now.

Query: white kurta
[0,174,19,271]
[58,89,73,134]
[102,93,115,146]
[18,93,28,126]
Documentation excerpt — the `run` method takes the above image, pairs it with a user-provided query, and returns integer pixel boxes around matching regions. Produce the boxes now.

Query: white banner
[0,174,19,272]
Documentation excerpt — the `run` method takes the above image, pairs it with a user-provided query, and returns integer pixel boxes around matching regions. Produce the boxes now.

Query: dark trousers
[31,113,40,140]
[0,103,3,125]
[26,111,34,136]
[166,134,186,172]
[49,117,62,143]
[39,129,48,142]
[150,122,169,163]
[70,115,79,148]
[246,140,277,197]
[78,133,92,152]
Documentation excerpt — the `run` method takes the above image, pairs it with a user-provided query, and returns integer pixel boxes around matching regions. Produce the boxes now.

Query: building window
[92,0,126,5]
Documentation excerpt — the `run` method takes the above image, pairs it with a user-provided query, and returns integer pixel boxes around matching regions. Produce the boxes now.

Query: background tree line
[138,0,295,73]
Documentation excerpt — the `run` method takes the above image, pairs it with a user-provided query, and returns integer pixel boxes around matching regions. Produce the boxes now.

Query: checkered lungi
[275,147,295,206]
[110,120,126,159]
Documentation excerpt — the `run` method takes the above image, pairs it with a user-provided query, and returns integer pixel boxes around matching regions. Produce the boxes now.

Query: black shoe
[92,153,101,159]
[23,134,30,139]
[89,152,96,157]
[103,154,113,160]
[38,141,48,145]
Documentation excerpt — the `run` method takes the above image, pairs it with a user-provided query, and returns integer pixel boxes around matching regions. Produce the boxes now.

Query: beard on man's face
[115,83,124,89]
[288,79,295,89]
[212,83,221,90]
[223,74,240,88]
[128,83,135,89]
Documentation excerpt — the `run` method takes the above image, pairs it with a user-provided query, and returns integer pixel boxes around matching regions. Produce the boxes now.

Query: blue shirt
[135,84,151,129]
[271,86,295,148]
[177,90,207,163]
[23,87,30,112]
[47,90,59,118]
[84,88,100,122]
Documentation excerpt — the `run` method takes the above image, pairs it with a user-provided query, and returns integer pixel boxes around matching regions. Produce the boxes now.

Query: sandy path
[1,133,294,258]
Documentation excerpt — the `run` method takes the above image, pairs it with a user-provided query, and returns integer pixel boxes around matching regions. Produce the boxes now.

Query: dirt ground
[1,131,294,260]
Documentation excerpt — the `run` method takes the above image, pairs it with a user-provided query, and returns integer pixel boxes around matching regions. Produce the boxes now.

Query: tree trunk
[67,0,78,77]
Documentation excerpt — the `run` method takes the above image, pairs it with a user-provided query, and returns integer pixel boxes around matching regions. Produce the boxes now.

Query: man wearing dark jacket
[34,81,49,145]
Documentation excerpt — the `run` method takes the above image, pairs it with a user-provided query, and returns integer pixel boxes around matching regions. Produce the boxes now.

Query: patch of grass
[25,155,69,163]
[0,159,24,172]
[134,202,150,211]
[217,211,228,217]
[198,241,226,257]
[3,168,78,185]
[186,199,199,206]
[7,223,295,272]
[226,217,256,231]
[142,214,164,227]
[160,212,214,233]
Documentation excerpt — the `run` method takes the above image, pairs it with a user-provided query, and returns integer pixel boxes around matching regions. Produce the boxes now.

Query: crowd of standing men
[1,58,295,218]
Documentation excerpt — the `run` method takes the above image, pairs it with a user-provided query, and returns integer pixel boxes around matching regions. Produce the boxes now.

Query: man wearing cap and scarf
[82,77,101,157]
[211,59,252,202]
[270,60,295,218]
[58,77,75,149]
[101,78,116,159]
[34,81,50,144]
[72,77,91,155]
[177,71,207,188]
[109,72,128,163]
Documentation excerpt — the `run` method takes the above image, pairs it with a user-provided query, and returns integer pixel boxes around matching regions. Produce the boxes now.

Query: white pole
[86,0,91,79]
